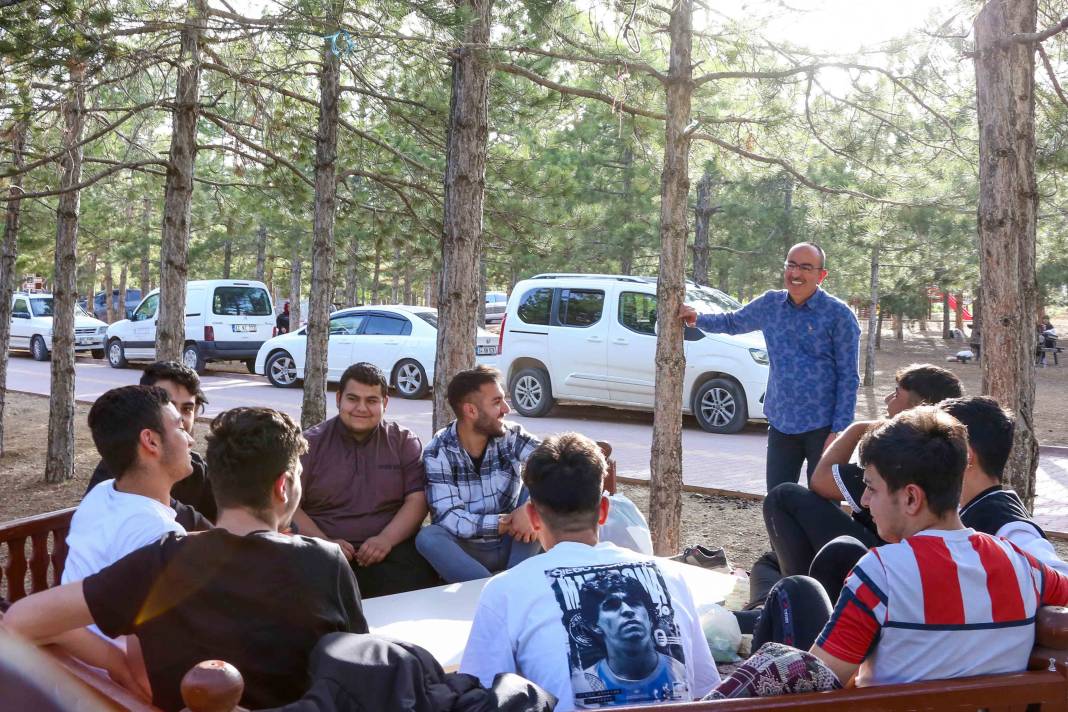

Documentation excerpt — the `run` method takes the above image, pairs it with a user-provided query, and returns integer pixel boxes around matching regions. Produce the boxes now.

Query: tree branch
[0,160,167,201]
[1013,14,1068,43]
[494,61,667,120]
[201,111,314,188]
[1038,44,1068,109]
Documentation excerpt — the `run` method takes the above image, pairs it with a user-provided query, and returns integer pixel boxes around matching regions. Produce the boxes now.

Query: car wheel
[244,358,257,374]
[393,359,429,399]
[31,335,51,361]
[107,339,128,368]
[91,348,105,360]
[510,367,554,417]
[182,343,206,374]
[265,351,300,388]
[693,378,748,434]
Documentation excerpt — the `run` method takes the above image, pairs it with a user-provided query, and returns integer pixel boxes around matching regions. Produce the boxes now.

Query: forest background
[2,0,1067,551]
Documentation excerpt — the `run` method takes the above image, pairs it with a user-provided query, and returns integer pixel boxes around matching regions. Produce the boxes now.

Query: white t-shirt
[63,479,186,585]
[460,541,719,711]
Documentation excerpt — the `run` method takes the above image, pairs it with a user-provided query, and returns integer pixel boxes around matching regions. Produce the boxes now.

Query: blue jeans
[415,524,541,583]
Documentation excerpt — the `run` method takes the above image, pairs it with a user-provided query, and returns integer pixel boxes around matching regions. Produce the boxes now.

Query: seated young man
[461,433,718,710]
[810,407,1068,687]
[417,365,541,583]
[5,407,368,712]
[292,362,439,597]
[753,364,962,599]
[85,361,216,525]
[64,385,195,588]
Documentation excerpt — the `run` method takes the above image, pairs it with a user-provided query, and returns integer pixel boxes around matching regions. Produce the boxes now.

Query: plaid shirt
[422,421,540,539]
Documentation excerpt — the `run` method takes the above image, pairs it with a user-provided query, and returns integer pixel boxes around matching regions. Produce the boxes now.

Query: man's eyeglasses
[783,261,823,273]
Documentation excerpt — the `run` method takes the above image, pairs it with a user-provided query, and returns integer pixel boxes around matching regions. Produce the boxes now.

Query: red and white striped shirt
[817,527,1068,686]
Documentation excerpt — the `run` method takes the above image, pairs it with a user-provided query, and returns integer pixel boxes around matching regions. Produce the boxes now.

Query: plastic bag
[698,602,743,663]
[598,493,653,555]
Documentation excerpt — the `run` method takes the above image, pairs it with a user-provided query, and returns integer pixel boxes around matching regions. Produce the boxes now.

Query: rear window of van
[213,287,272,316]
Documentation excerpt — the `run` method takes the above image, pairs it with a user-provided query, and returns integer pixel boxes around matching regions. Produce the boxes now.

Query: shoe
[672,545,731,571]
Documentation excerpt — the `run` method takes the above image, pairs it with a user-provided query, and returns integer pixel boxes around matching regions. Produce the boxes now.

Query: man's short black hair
[579,571,657,634]
[859,406,968,517]
[446,365,502,416]
[88,385,171,479]
[940,396,1015,481]
[338,362,388,398]
[523,433,606,533]
[140,360,208,411]
[205,408,307,513]
[895,363,963,405]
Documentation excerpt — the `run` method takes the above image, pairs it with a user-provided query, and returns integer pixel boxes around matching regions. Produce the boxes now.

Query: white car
[255,304,500,397]
[485,291,508,324]
[9,292,108,361]
[498,274,770,434]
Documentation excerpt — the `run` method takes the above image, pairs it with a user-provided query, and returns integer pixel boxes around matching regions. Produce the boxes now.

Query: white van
[498,274,769,433]
[105,279,275,373]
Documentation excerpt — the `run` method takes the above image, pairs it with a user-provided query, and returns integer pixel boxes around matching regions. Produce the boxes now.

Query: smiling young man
[292,362,439,597]
[809,407,1068,688]
[416,365,542,583]
[678,242,860,491]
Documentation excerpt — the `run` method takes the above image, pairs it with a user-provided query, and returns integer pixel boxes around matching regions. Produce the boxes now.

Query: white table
[363,561,744,669]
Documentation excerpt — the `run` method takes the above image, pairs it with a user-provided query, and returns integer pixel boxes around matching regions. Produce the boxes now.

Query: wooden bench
[6,506,1068,711]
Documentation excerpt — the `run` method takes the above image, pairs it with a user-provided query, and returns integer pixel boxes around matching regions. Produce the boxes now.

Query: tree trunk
[0,110,27,456]
[781,174,794,254]
[255,224,267,282]
[289,237,302,330]
[84,251,97,305]
[345,238,360,306]
[45,62,86,484]
[300,41,340,430]
[478,254,487,326]
[222,218,233,278]
[158,0,206,361]
[942,290,951,339]
[876,307,884,350]
[140,198,152,294]
[974,0,1039,507]
[404,257,413,305]
[103,250,114,323]
[117,264,127,321]
[371,234,381,304]
[862,246,879,387]
[955,292,965,331]
[392,242,401,303]
[433,0,493,431]
[692,162,715,287]
[649,0,693,556]
[894,312,904,340]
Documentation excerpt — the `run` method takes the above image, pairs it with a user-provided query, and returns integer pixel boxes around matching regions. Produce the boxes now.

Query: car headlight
[748,348,769,365]
[97,326,106,334]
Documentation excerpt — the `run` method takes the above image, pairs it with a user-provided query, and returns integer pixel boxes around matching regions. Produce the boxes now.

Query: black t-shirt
[833,462,879,535]
[86,451,218,523]
[83,529,367,712]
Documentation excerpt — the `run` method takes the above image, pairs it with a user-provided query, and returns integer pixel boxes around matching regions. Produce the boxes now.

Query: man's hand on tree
[678,304,698,327]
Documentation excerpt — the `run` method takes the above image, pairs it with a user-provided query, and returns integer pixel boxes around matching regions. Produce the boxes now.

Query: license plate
[232,324,256,333]
[78,338,94,345]
[476,345,497,355]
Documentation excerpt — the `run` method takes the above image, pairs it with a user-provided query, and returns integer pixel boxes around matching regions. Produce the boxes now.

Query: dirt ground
[2,317,1067,568]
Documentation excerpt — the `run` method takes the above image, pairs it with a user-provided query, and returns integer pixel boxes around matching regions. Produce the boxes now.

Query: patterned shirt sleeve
[830,306,861,432]
[817,551,887,665]
[694,291,769,335]
[509,423,541,464]
[423,436,499,539]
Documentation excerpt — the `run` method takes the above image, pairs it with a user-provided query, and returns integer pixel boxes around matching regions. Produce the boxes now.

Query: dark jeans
[766,425,831,490]
[809,536,869,602]
[747,576,833,652]
[352,535,441,599]
[764,483,881,582]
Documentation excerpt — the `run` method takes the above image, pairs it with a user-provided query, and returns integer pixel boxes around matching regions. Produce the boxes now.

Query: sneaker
[673,545,731,571]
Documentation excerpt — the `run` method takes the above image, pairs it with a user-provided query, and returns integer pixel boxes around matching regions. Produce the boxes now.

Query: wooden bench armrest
[0,507,76,602]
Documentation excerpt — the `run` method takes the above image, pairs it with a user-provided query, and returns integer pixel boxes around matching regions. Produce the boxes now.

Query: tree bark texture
[158,0,206,361]
[345,238,360,306]
[955,292,965,331]
[649,0,694,556]
[942,290,951,339]
[103,249,114,323]
[433,0,493,431]
[371,233,381,304]
[45,63,86,484]
[255,224,267,282]
[974,0,1040,507]
[140,198,152,294]
[301,42,340,430]
[876,308,884,350]
[117,264,127,321]
[289,238,302,330]
[692,163,714,287]
[0,113,27,456]
[862,246,879,387]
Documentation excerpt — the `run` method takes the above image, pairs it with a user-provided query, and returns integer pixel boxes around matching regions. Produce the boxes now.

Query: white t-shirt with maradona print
[461,541,719,711]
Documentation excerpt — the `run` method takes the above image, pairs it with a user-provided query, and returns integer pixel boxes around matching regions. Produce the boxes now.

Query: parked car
[484,291,508,324]
[9,292,108,361]
[106,279,275,373]
[254,304,499,397]
[498,274,769,433]
[80,288,142,322]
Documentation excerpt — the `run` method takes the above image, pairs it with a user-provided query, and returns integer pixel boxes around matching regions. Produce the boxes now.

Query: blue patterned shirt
[423,421,540,539]
[695,288,860,434]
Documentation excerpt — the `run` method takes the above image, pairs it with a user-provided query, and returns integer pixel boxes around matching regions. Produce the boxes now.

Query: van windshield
[685,286,741,315]
[213,286,272,316]
[29,298,53,317]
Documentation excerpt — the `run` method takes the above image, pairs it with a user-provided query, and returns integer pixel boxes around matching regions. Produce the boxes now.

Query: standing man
[416,365,541,583]
[679,242,860,490]
[292,362,439,597]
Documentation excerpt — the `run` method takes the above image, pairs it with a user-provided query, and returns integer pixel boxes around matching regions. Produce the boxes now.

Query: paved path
[8,353,1068,533]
